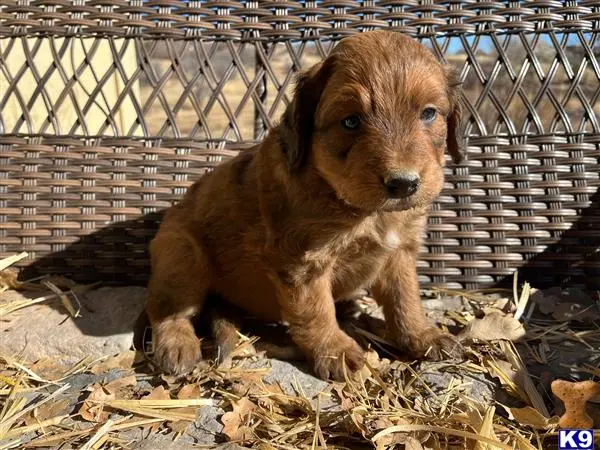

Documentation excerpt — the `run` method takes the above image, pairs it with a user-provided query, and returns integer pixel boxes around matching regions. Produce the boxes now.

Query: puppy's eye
[421,107,437,123]
[341,115,361,130]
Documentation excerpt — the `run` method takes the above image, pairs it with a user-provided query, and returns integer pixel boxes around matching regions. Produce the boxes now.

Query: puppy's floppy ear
[444,65,466,164]
[278,57,335,171]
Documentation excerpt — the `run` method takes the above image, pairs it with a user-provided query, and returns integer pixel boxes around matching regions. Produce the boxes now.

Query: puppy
[146,30,465,381]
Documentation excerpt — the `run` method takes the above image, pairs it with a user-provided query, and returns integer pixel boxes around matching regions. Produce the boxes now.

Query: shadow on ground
[14,210,164,342]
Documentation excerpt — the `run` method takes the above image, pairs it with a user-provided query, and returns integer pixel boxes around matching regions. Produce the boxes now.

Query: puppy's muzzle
[383,171,420,198]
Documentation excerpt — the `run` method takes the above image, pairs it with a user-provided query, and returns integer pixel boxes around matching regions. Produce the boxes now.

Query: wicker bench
[0,1,599,290]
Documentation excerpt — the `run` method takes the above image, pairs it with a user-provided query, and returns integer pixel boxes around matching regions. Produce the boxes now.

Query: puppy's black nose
[383,171,420,198]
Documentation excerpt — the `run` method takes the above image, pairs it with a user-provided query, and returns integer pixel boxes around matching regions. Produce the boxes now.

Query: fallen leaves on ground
[142,385,198,434]
[24,398,71,427]
[531,287,600,322]
[79,385,117,422]
[177,383,202,400]
[79,375,137,422]
[531,288,560,315]
[459,311,526,342]
[89,350,140,375]
[29,358,72,381]
[501,405,554,429]
[221,397,257,442]
[552,302,600,322]
[0,268,23,293]
[143,385,170,401]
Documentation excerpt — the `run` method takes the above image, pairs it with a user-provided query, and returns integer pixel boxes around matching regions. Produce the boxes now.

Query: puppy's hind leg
[146,229,210,375]
[209,299,304,364]
[208,297,243,367]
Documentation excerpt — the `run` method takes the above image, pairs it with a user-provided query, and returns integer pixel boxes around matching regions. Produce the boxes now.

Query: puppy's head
[278,31,464,212]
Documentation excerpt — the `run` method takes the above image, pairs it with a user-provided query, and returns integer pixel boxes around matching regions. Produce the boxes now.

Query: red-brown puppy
[146,30,465,380]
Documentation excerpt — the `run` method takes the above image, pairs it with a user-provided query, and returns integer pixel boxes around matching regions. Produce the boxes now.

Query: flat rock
[188,404,226,444]
[264,359,330,399]
[0,287,147,363]
[422,296,466,312]
[121,403,225,448]
[418,362,497,405]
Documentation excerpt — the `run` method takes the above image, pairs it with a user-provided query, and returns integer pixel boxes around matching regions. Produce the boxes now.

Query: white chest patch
[383,231,401,250]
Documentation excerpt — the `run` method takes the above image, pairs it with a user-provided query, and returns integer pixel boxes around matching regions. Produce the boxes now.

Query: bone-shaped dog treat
[551,379,600,428]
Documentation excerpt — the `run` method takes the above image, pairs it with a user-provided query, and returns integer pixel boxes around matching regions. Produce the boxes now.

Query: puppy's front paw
[153,321,202,375]
[407,327,464,361]
[312,336,365,381]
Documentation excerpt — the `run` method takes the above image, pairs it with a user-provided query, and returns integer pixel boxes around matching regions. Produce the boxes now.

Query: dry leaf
[167,419,191,434]
[90,351,138,375]
[165,405,198,434]
[349,408,367,434]
[262,383,286,396]
[24,398,71,427]
[104,375,137,396]
[230,378,263,398]
[405,436,425,450]
[79,385,115,422]
[354,349,382,379]
[256,383,288,411]
[373,424,418,448]
[143,385,171,400]
[490,296,512,313]
[332,384,354,411]
[459,311,526,342]
[374,432,404,448]
[368,417,395,431]
[137,386,171,433]
[228,424,254,442]
[0,268,23,292]
[530,289,558,315]
[222,370,265,386]
[177,384,201,400]
[502,405,552,429]
[29,358,69,381]
[221,397,256,442]
[79,376,137,423]
[259,443,278,450]
[365,349,382,369]
[552,302,600,323]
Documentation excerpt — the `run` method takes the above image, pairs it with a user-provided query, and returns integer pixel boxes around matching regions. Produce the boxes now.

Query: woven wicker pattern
[1,1,600,289]
[1,1,599,39]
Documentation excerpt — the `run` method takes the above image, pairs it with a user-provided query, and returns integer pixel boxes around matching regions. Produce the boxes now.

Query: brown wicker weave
[1,1,599,289]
